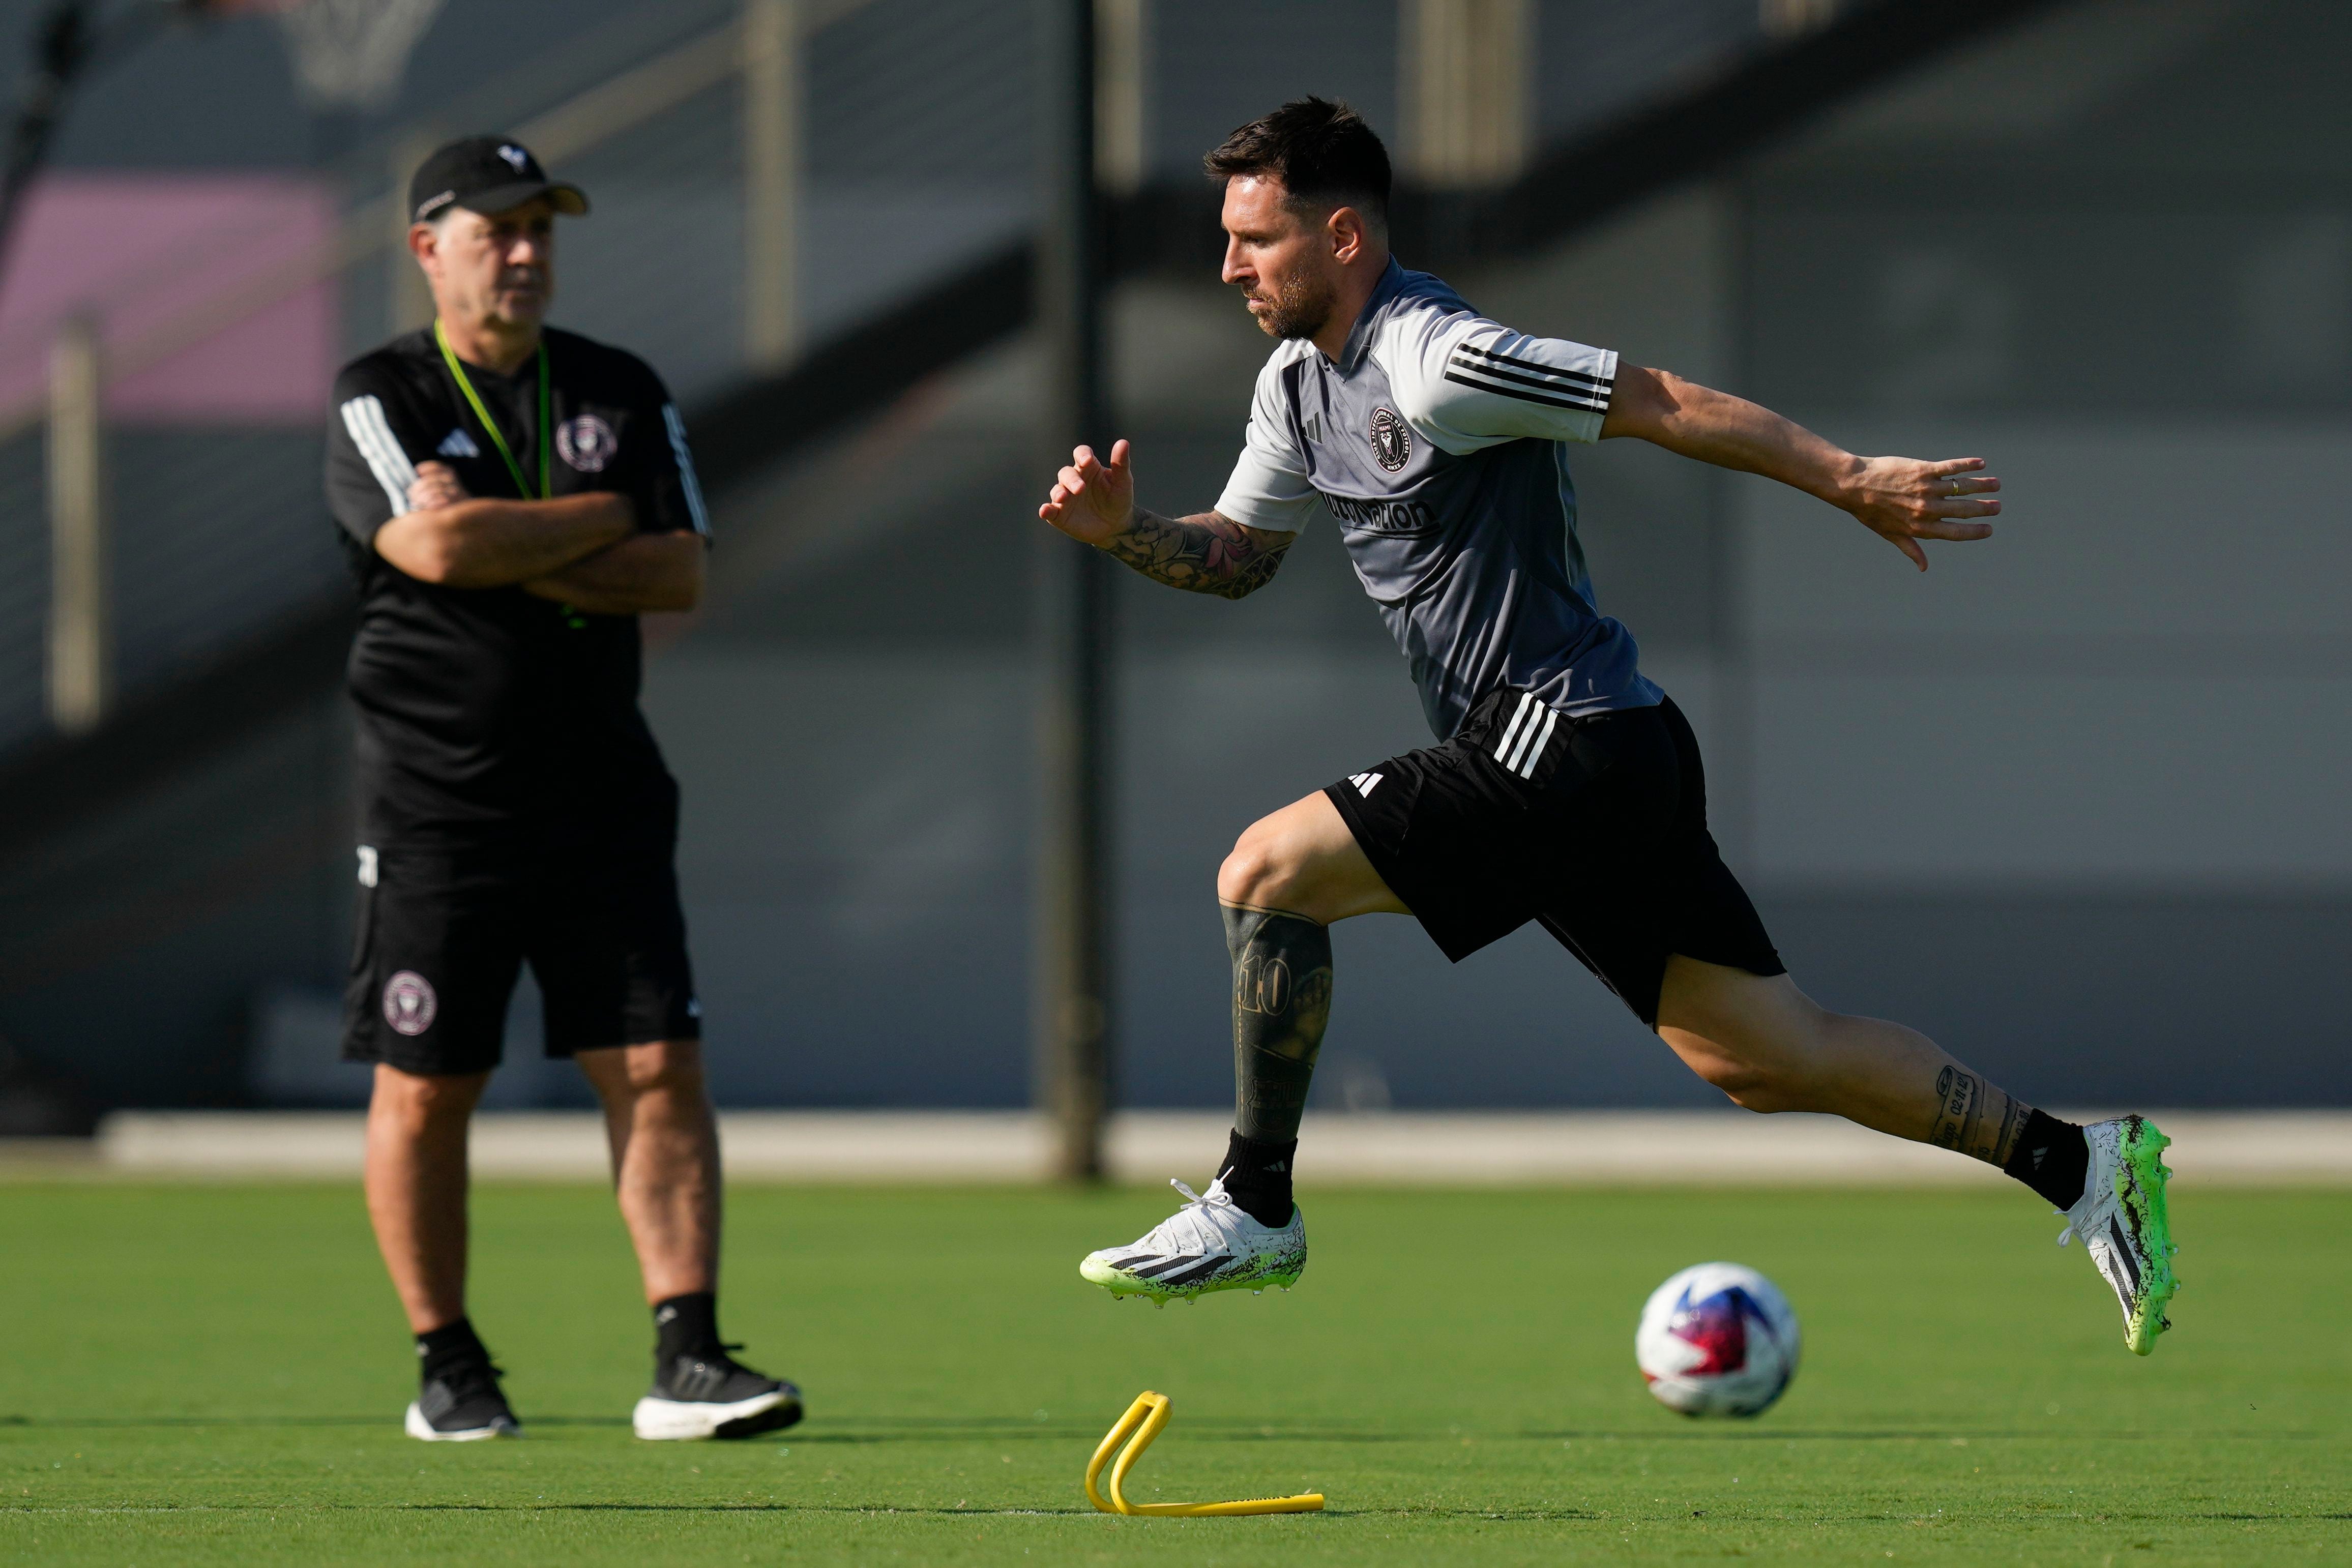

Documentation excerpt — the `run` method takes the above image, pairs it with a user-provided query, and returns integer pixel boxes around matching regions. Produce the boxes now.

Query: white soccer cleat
[2057,1114,2179,1356]
[1079,1177,1306,1303]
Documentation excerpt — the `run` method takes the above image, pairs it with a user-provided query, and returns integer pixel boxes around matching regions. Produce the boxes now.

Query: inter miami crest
[1369,406,1410,471]
[383,970,438,1037]
[556,413,618,472]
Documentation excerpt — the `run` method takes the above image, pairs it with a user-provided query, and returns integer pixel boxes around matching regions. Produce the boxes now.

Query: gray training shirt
[1214,257,1662,741]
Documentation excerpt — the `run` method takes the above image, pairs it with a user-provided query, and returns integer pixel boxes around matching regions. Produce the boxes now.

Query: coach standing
[325,137,799,1443]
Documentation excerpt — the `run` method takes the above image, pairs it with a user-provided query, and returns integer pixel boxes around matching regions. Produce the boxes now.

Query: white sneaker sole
[404,1401,518,1442]
[633,1388,802,1441]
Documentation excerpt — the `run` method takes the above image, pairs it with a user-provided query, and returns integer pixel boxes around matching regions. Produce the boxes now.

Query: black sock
[1217,1127,1299,1229]
[2002,1109,2091,1209]
[654,1292,722,1363]
[415,1318,488,1384]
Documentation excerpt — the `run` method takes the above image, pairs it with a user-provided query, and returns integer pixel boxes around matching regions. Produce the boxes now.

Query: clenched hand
[407,460,471,513]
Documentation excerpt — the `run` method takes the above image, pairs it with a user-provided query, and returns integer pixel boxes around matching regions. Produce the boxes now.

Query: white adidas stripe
[663,403,712,537]
[1491,693,1538,768]
[341,396,417,516]
[1507,705,1559,778]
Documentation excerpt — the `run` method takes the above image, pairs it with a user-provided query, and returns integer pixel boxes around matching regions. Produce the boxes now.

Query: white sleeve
[1212,354,1321,534]
[1387,309,1618,453]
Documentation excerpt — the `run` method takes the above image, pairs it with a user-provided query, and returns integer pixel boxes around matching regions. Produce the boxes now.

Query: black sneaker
[632,1344,802,1441]
[405,1359,520,1442]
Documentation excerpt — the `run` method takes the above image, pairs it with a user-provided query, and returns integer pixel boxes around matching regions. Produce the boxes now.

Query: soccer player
[327,137,800,1440]
[1042,100,2177,1355]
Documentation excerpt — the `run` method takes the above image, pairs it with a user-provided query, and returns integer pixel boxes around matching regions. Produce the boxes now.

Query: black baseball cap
[408,135,589,225]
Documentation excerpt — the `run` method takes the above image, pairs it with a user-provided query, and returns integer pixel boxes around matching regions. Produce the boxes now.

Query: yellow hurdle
[1083,1391,1326,1517]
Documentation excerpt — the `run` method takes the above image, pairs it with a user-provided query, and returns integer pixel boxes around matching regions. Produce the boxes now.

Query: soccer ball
[1635,1262,1801,1417]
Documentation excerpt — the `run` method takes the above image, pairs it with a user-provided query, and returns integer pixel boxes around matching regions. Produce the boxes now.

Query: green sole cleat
[2062,1115,2179,1355]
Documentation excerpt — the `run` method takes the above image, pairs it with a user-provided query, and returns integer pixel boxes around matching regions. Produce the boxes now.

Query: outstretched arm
[1039,438,1295,599]
[1599,365,2001,571]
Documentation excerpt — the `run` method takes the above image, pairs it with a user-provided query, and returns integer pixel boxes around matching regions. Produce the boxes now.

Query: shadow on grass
[5,1500,1587,1522]
[20,1502,2345,1524]
[3,1414,2328,1448]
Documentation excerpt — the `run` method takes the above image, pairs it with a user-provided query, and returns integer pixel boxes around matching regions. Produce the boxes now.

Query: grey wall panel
[1758,890,2352,1110]
[0,700,349,1103]
[1751,671,2352,886]
[1148,1,1399,180]
[1734,422,2352,642]
[643,642,1715,1111]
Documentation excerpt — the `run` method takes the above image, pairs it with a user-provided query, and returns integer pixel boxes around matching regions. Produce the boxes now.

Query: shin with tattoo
[1932,1065,2091,1209]
[1928,1066,2030,1166]
[1220,903,1333,1226]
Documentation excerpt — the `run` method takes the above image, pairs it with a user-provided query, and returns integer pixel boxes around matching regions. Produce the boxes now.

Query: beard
[1247,269,1337,341]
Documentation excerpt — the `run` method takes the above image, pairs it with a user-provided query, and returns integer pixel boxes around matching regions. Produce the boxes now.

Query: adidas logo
[1349,771,1384,797]
[1301,411,1324,444]
[436,428,480,458]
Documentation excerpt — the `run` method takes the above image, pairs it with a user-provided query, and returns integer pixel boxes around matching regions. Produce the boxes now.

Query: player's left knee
[1217,824,1307,911]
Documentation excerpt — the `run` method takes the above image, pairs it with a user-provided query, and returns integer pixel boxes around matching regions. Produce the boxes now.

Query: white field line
[47,1109,2352,1185]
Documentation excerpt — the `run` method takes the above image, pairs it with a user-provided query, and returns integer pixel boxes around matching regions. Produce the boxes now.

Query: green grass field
[2,1180,2345,1564]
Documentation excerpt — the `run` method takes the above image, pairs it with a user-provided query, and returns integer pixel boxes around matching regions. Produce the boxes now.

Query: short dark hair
[1204,97,1391,225]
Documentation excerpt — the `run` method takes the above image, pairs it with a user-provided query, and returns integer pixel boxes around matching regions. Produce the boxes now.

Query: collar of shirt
[1329,255,1408,374]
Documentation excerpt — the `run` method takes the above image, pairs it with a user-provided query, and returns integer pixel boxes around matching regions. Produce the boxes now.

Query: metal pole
[1399,0,1531,187]
[1034,0,1112,1182]
[743,0,801,371]
[47,314,104,734]
[1093,0,1145,196]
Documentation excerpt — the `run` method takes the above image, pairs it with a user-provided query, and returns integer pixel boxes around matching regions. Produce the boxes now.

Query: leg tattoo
[1225,904,1333,1144]
[1929,1066,2032,1167]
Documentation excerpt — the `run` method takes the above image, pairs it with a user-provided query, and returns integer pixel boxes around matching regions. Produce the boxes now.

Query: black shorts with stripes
[1324,689,1782,1026]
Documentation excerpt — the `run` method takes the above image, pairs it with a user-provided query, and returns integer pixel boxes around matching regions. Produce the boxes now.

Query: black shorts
[1325,689,1782,1026]
[341,837,700,1076]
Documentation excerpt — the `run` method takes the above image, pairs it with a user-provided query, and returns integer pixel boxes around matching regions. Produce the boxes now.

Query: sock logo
[1265,1159,1287,1173]
[2031,1147,2047,1171]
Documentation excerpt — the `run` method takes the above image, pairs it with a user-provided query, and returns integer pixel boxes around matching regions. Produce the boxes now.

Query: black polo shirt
[325,325,711,850]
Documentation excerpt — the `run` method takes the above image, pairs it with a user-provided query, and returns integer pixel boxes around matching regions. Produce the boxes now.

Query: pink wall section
[0,174,339,426]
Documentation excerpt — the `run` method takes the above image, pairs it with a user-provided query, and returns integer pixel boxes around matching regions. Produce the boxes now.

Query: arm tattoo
[1928,1066,2030,1167]
[1102,509,1292,599]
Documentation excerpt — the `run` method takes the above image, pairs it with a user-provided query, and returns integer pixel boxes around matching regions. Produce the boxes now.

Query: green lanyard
[434,318,551,500]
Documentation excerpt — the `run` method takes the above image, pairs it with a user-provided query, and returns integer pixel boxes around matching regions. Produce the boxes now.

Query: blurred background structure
[0,0,2343,1128]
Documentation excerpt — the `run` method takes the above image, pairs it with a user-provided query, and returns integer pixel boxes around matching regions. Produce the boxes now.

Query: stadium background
[0,0,2342,1127]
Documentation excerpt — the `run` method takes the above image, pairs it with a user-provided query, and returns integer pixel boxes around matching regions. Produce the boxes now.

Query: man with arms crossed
[1043,100,2178,1355]
[328,137,799,1440]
